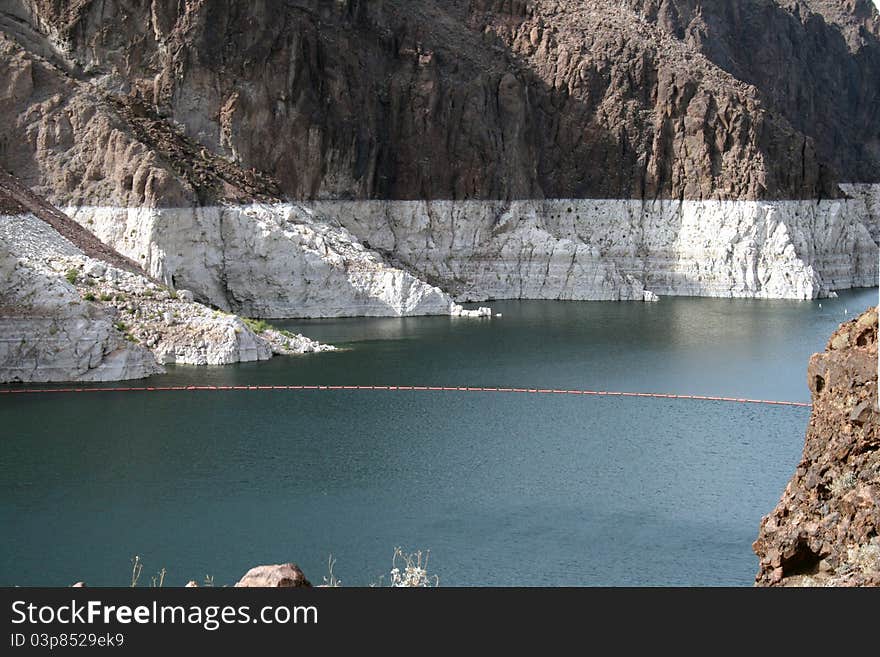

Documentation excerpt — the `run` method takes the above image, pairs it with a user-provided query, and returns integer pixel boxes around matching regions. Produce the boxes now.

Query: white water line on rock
[62,187,879,314]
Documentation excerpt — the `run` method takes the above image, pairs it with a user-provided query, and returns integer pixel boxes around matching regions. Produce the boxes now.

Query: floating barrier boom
[0,385,812,407]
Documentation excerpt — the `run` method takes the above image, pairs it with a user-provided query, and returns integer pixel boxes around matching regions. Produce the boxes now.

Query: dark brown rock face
[625,0,880,190]
[1,0,877,206]
[234,563,312,588]
[754,307,880,586]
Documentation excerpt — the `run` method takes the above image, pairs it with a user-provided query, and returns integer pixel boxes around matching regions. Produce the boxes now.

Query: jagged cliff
[0,0,877,317]
[754,307,880,586]
[4,0,879,202]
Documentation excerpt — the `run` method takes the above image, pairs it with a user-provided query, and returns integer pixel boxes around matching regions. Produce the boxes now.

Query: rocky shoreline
[754,307,880,586]
[0,211,335,383]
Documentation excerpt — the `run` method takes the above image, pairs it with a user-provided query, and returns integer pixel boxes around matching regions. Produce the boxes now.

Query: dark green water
[1,288,876,586]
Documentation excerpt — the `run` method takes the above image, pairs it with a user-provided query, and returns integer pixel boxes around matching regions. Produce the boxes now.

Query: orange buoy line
[0,384,813,407]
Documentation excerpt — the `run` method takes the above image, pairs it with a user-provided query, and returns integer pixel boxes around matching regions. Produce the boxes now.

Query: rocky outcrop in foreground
[754,307,880,586]
[72,553,437,587]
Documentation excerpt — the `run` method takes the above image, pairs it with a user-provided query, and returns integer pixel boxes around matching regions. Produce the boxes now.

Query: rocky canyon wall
[0,0,877,317]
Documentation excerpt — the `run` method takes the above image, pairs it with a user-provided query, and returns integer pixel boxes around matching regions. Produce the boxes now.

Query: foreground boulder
[754,307,880,586]
[234,564,312,588]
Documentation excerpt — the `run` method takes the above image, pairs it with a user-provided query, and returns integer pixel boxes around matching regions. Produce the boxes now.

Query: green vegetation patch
[243,318,272,334]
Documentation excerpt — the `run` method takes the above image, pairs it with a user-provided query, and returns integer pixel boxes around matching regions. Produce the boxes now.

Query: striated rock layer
[320,195,878,301]
[64,204,463,318]
[754,307,880,586]
[63,192,878,316]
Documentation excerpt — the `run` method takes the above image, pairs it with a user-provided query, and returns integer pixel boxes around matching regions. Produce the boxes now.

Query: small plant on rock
[243,317,271,334]
[130,555,143,587]
[150,568,166,588]
[323,555,342,587]
[389,547,438,587]
[831,471,858,496]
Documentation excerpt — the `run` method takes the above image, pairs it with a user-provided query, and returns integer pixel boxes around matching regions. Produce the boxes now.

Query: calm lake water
[1,288,877,586]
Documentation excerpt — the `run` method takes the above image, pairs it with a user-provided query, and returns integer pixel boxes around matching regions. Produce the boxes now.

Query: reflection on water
[276,288,876,403]
[0,288,876,586]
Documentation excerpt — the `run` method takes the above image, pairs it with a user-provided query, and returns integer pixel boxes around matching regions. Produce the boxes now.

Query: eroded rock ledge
[65,192,879,316]
[754,307,880,586]
[0,212,334,383]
